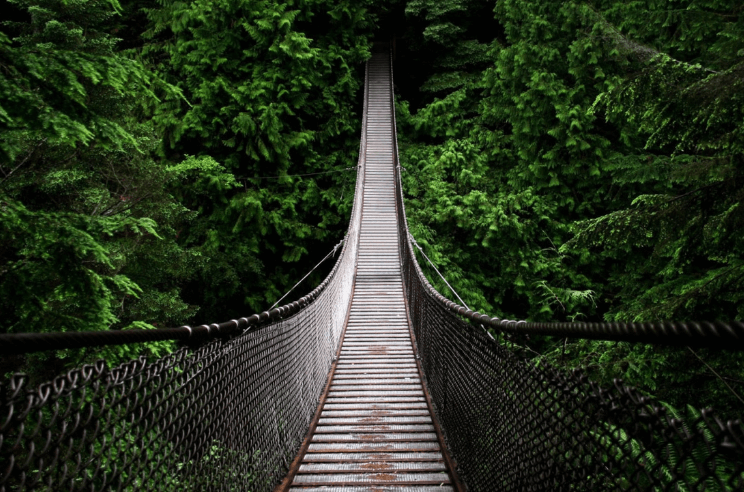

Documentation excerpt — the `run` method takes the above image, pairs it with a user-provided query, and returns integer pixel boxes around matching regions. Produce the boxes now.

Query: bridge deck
[284,52,455,491]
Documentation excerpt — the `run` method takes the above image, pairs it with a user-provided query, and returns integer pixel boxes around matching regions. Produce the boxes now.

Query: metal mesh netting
[402,280,744,490]
[0,65,369,492]
[1,318,333,491]
[0,245,353,492]
[386,50,744,490]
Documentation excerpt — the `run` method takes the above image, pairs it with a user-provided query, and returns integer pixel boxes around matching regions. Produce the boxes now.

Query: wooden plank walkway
[283,52,457,491]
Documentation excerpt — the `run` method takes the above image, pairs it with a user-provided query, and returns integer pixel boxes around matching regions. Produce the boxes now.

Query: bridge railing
[388,50,744,491]
[0,65,368,492]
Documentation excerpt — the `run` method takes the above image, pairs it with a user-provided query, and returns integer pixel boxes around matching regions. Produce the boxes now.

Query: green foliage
[398,0,604,321]
[595,403,737,489]
[1,197,151,333]
[0,0,200,378]
[397,0,744,414]
[0,0,173,163]
[144,0,381,317]
[579,4,744,322]
[402,0,492,97]
[0,0,388,382]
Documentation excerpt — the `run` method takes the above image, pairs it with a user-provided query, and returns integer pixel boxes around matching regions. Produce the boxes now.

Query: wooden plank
[281,50,460,492]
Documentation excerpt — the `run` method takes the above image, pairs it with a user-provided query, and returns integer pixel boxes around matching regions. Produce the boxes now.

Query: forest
[1,0,742,417]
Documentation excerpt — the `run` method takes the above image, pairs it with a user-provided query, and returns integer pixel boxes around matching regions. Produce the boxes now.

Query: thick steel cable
[398,169,744,348]
[409,233,470,310]
[269,239,344,310]
[0,240,346,356]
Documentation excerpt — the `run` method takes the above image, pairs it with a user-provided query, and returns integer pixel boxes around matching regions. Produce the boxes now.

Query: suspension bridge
[1,45,743,492]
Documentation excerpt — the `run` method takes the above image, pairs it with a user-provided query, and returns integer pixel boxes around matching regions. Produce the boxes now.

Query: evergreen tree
[0,0,214,377]
[396,0,744,415]
[145,0,382,319]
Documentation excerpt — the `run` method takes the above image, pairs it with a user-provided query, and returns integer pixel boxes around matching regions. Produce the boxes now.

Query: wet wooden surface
[288,52,454,492]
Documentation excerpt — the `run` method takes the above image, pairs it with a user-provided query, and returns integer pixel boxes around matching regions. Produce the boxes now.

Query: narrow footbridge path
[284,53,457,491]
[1,44,743,492]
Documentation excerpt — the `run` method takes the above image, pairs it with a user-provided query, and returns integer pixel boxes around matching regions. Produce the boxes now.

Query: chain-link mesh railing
[388,50,744,490]
[0,64,369,492]
[3,46,744,492]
